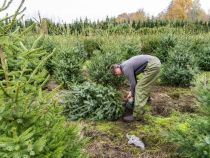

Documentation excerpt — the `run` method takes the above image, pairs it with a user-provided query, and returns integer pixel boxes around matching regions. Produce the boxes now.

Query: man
[111,55,161,122]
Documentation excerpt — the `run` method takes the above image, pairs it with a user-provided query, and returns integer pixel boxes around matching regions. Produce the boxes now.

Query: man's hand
[126,91,132,99]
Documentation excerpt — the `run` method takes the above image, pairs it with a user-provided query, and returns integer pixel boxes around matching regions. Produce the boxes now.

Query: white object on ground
[126,134,145,150]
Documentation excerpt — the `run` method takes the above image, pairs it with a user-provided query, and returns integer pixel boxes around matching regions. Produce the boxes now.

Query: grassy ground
[48,72,210,157]
[75,85,198,158]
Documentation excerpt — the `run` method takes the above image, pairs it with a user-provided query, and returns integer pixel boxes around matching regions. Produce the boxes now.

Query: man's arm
[124,67,136,97]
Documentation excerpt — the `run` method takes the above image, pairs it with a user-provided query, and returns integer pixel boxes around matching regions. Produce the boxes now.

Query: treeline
[11,17,210,35]
[7,0,210,35]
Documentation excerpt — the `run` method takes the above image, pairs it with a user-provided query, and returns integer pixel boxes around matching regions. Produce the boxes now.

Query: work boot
[147,96,152,104]
[126,99,134,110]
[123,115,134,122]
[122,98,134,117]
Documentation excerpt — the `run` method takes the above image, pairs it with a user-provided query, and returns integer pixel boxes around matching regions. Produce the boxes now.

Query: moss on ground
[80,111,187,157]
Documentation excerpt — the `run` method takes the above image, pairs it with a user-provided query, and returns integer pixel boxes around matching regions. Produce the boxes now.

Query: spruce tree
[0,0,85,157]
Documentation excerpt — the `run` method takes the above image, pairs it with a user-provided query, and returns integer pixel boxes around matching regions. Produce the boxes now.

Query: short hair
[111,64,120,75]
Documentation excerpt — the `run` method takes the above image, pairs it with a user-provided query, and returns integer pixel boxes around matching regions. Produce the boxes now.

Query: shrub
[53,45,85,87]
[119,39,142,59]
[190,37,210,71]
[64,82,123,120]
[83,38,101,58]
[167,75,210,158]
[42,37,57,53]
[160,41,198,87]
[195,74,210,114]
[88,52,125,87]
[141,35,161,54]
[155,34,177,63]
[73,41,88,62]
[197,45,210,71]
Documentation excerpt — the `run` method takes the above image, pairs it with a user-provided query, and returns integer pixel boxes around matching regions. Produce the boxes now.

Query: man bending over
[111,55,161,122]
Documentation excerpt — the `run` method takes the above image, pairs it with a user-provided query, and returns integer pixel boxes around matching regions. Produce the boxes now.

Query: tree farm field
[42,33,210,158]
[1,0,210,157]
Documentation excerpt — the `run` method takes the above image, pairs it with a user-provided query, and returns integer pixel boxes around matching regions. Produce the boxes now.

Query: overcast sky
[2,0,210,23]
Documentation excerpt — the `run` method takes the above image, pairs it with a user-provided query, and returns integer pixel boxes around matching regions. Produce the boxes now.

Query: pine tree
[0,0,85,157]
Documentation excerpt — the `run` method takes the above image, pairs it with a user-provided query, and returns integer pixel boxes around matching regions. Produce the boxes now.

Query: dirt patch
[120,85,197,116]
[86,142,135,158]
[83,123,136,158]
[149,86,196,116]
[178,95,197,112]
[151,93,173,116]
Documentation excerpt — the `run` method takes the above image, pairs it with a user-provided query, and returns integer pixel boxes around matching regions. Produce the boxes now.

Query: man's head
[111,64,123,76]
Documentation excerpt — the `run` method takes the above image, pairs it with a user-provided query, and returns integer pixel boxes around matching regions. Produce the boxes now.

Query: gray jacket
[120,55,153,97]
